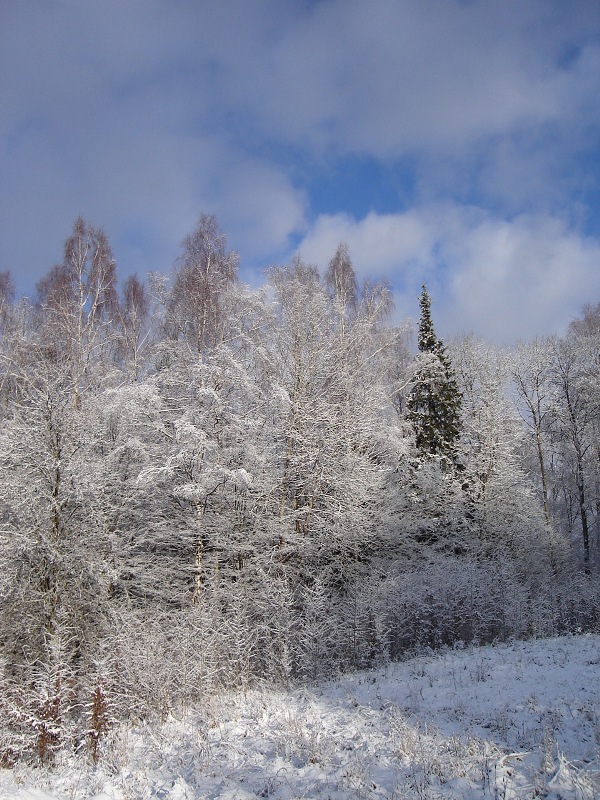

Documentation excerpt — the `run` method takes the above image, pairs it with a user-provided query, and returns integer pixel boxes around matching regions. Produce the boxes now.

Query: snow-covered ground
[2,635,599,799]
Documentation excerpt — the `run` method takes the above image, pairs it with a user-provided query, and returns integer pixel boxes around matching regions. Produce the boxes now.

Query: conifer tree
[407,285,462,460]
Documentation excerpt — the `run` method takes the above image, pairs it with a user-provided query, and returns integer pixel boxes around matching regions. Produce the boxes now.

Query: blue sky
[1,0,599,342]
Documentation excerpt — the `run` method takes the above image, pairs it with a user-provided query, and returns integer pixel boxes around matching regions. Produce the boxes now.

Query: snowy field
[2,635,599,800]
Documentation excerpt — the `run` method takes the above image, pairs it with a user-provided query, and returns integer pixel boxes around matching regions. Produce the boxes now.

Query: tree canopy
[407,285,462,461]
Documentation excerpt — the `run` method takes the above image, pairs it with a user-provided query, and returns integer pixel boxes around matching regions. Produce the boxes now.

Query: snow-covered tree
[512,338,556,527]
[167,213,239,357]
[36,217,118,409]
[549,334,596,570]
[451,336,557,572]
[117,273,150,382]
[263,258,392,586]
[324,242,358,336]
[407,286,462,462]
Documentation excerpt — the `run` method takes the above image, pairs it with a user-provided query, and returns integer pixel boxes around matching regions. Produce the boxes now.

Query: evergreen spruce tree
[407,285,462,461]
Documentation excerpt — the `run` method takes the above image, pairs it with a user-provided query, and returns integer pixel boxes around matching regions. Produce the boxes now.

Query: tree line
[0,214,598,764]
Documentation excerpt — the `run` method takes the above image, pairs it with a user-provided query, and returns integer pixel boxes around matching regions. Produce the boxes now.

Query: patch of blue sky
[304,155,417,221]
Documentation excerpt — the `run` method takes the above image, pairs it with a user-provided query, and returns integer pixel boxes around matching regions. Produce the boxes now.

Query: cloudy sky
[1,0,599,342]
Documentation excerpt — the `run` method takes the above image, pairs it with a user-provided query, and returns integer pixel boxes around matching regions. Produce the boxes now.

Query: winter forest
[1,213,599,766]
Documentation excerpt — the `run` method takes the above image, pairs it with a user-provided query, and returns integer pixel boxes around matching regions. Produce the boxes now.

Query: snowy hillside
[2,635,599,800]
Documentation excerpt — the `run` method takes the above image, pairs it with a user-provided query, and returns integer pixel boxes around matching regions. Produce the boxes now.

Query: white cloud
[210,0,600,156]
[0,0,598,316]
[298,210,436,277]
[0,1,308,286]
[295,206,600,343]
[442,214,600,343]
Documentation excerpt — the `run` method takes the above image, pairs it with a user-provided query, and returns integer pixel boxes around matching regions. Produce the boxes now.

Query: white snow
[2,635,599,799]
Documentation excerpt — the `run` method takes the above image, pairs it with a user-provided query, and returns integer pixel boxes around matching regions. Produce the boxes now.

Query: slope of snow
[2,635,599,799]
